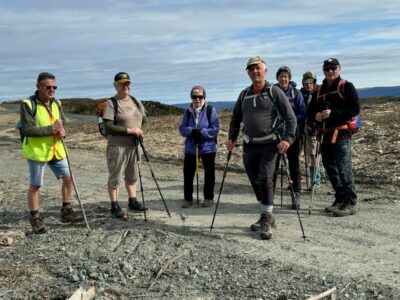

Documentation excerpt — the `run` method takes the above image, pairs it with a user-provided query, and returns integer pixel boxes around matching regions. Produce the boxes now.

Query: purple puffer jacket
[179,104,219,155]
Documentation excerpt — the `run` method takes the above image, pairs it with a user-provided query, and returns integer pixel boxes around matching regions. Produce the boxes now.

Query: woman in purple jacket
[179,85,220,208]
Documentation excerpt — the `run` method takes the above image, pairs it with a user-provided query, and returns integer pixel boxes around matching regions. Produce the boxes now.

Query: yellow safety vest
[22,99,66,162]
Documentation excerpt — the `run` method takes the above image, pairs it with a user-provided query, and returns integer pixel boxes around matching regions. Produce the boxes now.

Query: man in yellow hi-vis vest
[20,72,82,234]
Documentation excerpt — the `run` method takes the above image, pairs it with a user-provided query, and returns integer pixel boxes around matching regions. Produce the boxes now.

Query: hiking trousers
[183,152,216,201]
[321,138,357,204]
[243,142,278,206]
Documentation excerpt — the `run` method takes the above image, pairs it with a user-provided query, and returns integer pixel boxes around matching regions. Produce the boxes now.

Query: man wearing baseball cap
[306,58,360,217]
[227,56,297,240]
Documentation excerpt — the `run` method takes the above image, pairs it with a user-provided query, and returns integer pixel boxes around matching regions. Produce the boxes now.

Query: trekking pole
[196,144,200,208]
[60,138,91,231]
[308,126,325,216]
[303,135,309,192]
[138,137,171,217]
[280,155,283,210]
[135,138,147,222]
[210,151,232,231]
[281,153,306,241]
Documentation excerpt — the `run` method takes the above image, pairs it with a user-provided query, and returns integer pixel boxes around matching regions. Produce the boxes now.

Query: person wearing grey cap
[301,71,321,190]
[306,58,360,217]
[226,56,297,240]
[102,72,149,220]
[275,66,306,209]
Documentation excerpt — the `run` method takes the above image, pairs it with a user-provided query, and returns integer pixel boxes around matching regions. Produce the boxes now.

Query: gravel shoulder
[0,102,399,299]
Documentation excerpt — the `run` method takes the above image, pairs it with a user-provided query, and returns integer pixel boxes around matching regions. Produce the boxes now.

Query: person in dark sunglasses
[19,72,83,234]
[179,85,220,208]
[306,58,360,217]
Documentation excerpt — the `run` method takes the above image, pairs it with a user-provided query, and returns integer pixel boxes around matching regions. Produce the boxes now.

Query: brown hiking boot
[250,214,276,231]
[181,200,193,208]
[325,199,343,213]
[29,216,46,234]
[61,206,83,223]
[333,201,357,217]
[260,212,273,240]
[201,199,213,208]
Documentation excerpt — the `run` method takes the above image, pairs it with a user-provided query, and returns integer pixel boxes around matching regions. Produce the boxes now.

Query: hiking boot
[128,200,149,213]
[201,199,213,208]
[29,216,46,234]
[181,200,193,208]
[111,203,128,220]
[291,192,301,210]
[250,214,276,231]
[61,206,83,223]
[333,201,357,217]
[325,200,343,213]
[260,212,273,240]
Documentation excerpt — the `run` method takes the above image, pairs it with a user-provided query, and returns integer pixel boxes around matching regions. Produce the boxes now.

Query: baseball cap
[323,58,340,67]
[114,72,131,84]
[302,71,316,84]
[246,56,265,70]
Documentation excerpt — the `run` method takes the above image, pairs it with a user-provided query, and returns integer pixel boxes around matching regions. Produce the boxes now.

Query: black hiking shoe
[291,192,300,210]
[325,200,343,213]
[29,216,46,234]
[260,212,273,240]
[61,206,83,223]
[128,200,149,213]
[250,214,276,231]
[333,201,357,217]
[111,202,128,220]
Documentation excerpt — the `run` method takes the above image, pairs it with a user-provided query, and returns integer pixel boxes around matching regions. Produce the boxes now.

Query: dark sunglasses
[323,65,338,72]
[192,95,204,100]
[45,85,58,90]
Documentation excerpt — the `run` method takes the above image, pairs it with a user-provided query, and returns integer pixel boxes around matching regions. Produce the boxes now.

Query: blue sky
[1,0,399,104]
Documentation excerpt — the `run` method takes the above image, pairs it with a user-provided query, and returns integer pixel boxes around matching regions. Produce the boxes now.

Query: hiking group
[19,55,360,239]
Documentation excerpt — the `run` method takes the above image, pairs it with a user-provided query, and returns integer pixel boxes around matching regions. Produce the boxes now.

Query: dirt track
[0,101,399,299]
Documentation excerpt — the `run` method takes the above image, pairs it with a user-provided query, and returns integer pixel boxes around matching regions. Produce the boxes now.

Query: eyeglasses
[192,95,204,100]
[323,66,338,72]
[45,86,58,90]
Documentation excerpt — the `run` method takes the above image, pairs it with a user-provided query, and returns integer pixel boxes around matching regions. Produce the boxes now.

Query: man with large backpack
[306,58,360,217]
[226,56,296,240]
[19,72,82,234]
[274,66,306,209]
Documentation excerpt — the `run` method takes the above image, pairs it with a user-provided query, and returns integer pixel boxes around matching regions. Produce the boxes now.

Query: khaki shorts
[304,133,318,156]
[107,145,139,188]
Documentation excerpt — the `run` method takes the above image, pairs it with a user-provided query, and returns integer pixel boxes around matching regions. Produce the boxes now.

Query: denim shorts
[28,159,70,187]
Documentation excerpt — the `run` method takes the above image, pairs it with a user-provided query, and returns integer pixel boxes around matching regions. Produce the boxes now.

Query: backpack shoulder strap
[337,79,346,99]
[206,105,213,124]
[109,97,119,124]
[27,95,37,117]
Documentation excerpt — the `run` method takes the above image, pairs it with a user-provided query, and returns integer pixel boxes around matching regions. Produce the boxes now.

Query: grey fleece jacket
[228,82,297,144]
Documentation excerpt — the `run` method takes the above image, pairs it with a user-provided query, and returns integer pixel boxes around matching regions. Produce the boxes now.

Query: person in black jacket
[306,58,360,217]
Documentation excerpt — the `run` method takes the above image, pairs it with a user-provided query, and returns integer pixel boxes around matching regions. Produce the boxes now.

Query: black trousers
[274,137,302,193]
[183,152,216,201]
[243,143,278,206]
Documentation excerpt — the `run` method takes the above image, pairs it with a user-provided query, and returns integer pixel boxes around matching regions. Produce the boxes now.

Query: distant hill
[357,86,400,98]
[174,86,400,109]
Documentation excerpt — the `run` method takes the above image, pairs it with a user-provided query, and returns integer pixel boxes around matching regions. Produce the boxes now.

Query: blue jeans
[321,139,357,204]
[243,143,278,206]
